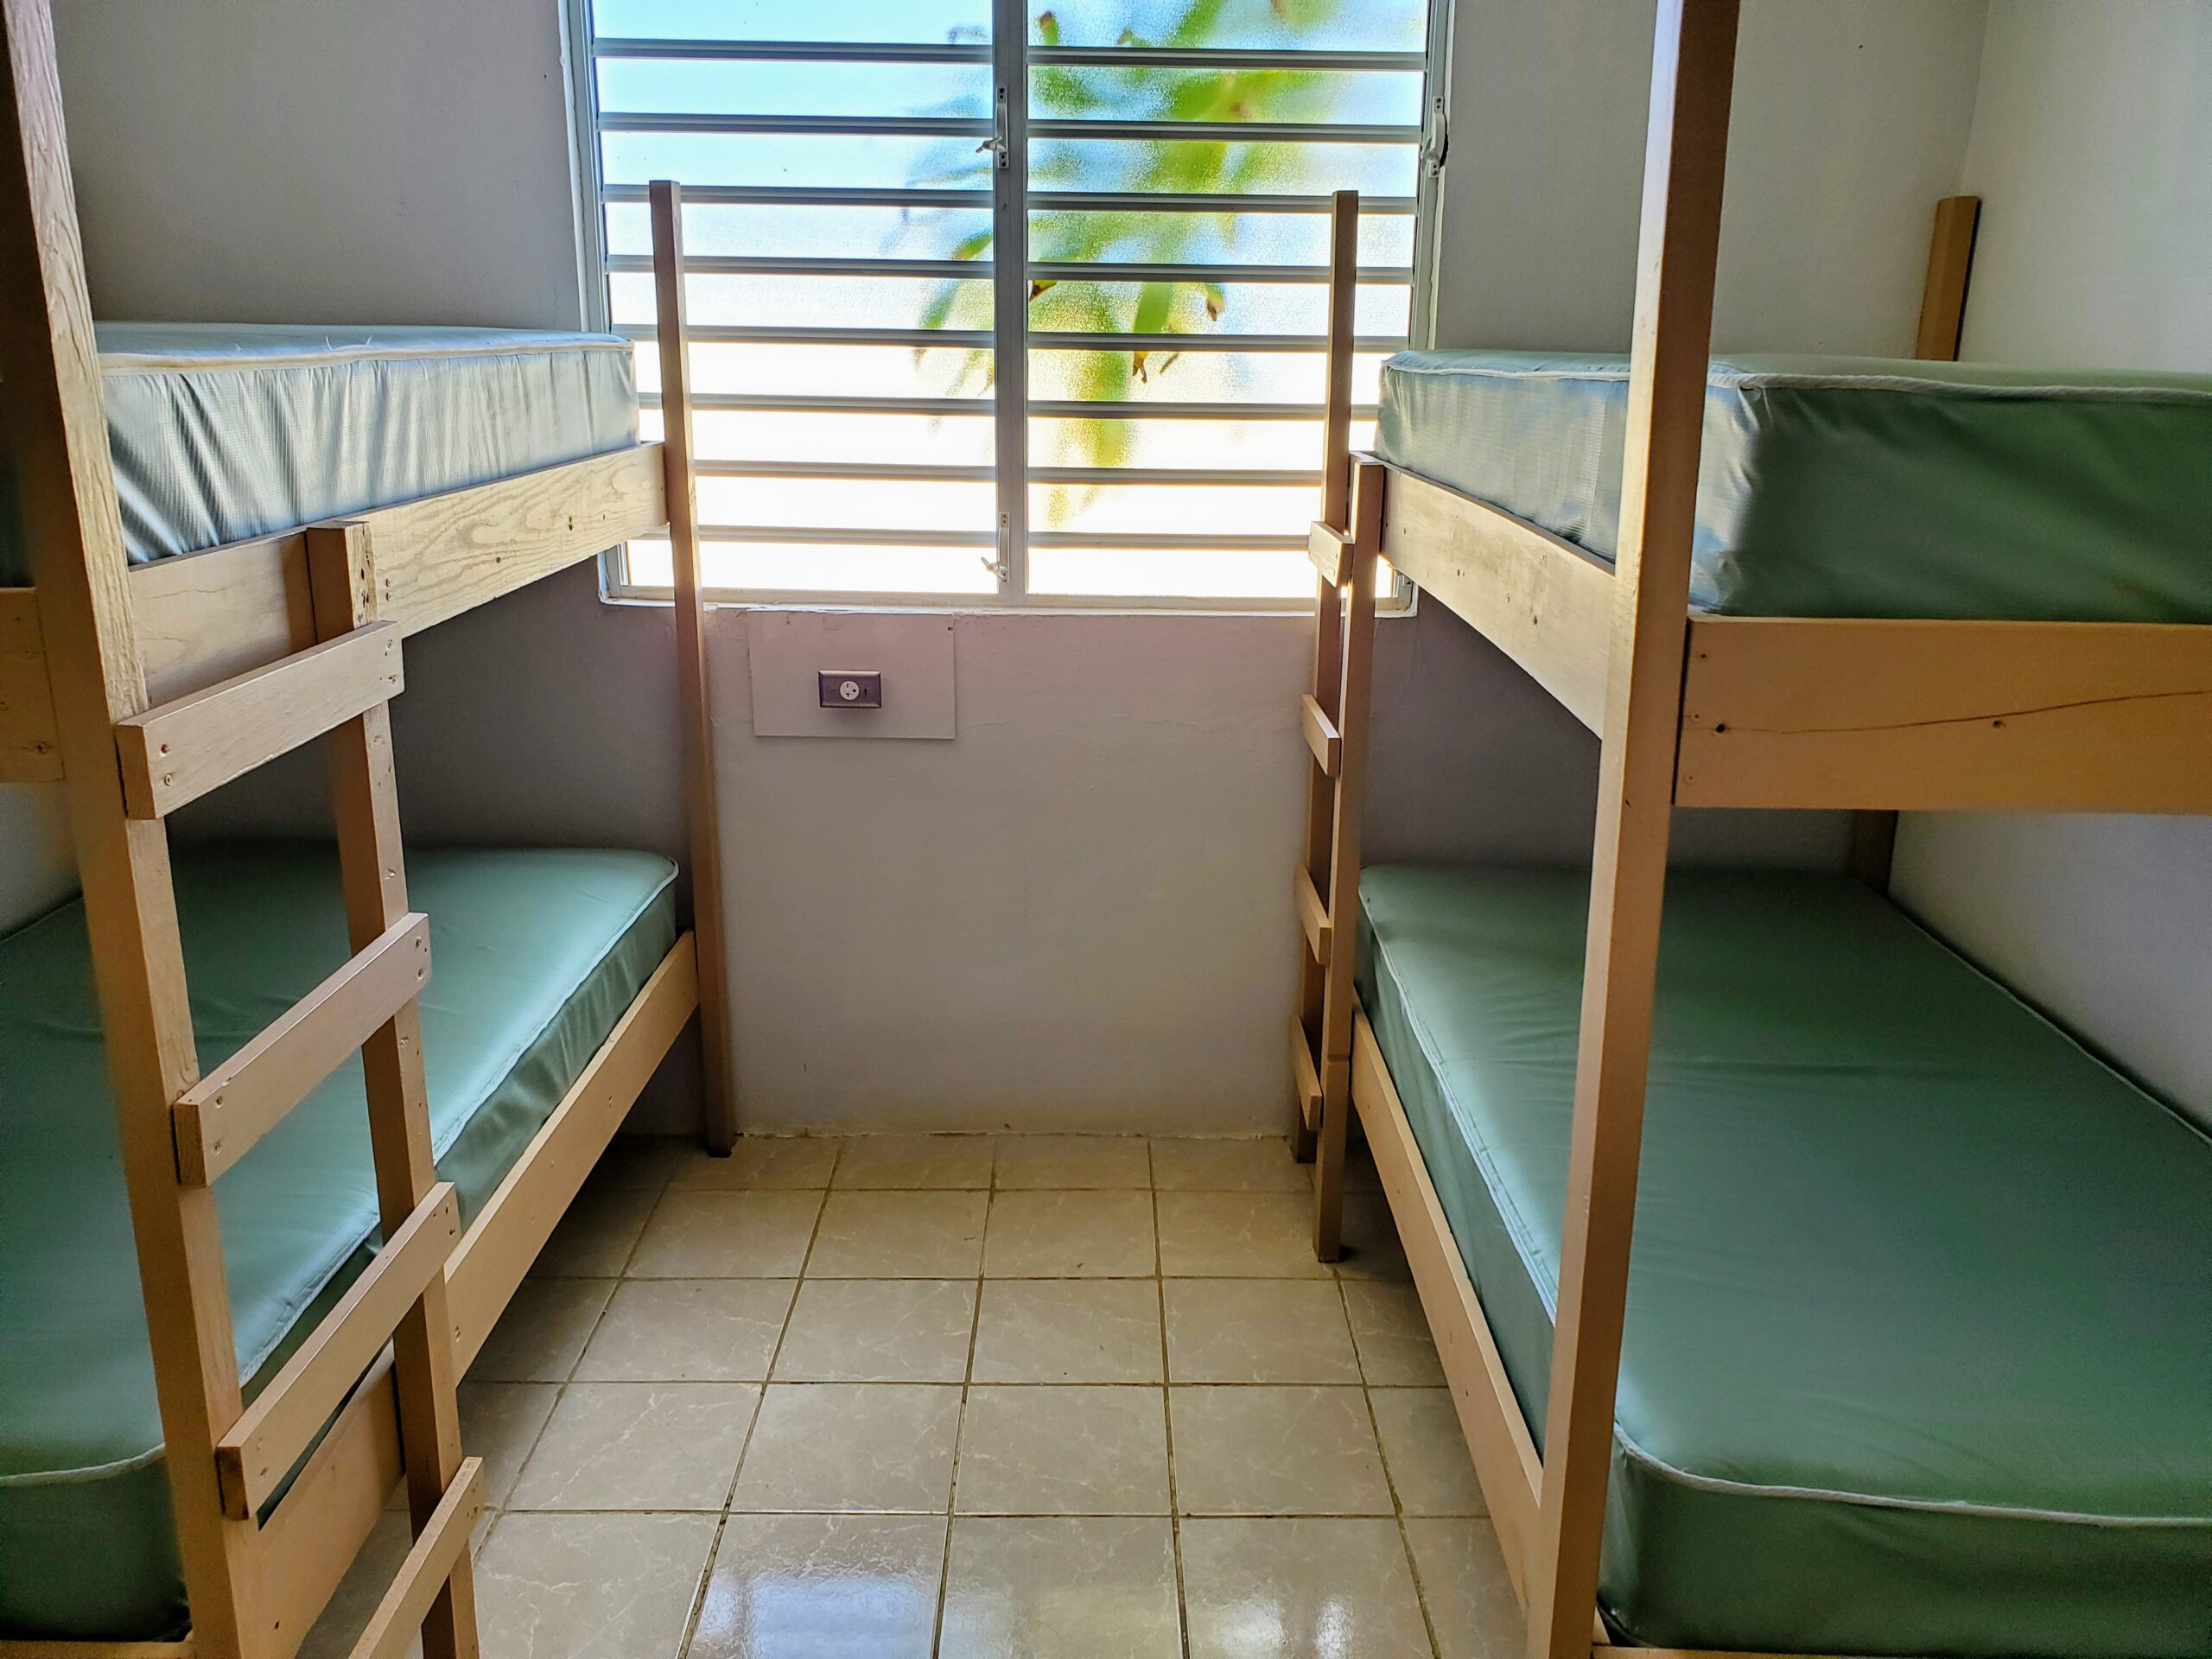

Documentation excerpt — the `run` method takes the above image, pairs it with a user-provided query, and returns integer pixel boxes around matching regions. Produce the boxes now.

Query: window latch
[1420,93,1448,178]
[981,512,1011,585]
[976,86,1011,168]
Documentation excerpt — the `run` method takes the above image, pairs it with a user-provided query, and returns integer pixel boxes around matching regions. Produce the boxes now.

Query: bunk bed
[1287,4,2212,1658]
[0,2,732,1654]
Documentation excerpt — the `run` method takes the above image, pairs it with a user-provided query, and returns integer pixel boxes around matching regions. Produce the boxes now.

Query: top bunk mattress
[1355,863,2212,1657]
[0,324,639,587]
[1376,349,2212,621]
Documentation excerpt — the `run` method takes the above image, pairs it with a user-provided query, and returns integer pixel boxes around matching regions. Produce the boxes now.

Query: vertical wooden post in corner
[307,522,479,1659]
[650,179,739,1154]
[0,2,258,1652]
[1851,194,1981,893]
[1525,4,1739,1658]
[1294,188,1360,1166]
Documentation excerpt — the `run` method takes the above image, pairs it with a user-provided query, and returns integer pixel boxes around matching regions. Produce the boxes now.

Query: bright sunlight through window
[579,0,1442,607]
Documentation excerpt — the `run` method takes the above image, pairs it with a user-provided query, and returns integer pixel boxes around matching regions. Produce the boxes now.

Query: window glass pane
[600,60,988,121]
[609,272,995,332]
[1032,0,1426,53]
[1029,544,1311,600]
[699,476,995,533]
[639,342,997,402]
[1028,208,1413,267]
[594,0,990,47]
[607,202,994,262]
[1031,416,1375,471]
[1030,138,1418,197]
[1027,349,1389,404]
[1031,66,1422,126]
[1031,480,1315,538]
[629,537,997,596]
[1026,279,1407,337]
[602,132,986,192]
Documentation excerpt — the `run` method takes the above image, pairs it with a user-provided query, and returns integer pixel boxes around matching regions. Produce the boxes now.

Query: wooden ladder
[1289,189,1383,1262]
[0,6,480,1655]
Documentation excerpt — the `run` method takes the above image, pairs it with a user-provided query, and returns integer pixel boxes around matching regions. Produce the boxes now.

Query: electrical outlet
[818,670,883,709]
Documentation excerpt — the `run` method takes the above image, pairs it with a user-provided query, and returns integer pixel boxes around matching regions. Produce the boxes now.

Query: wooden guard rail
[213,1184,462,1520]
[112,621,403,817]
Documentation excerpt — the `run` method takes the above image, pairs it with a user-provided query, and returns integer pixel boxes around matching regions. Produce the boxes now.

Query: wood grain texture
[1294,864,1333,966]
[0,585,60,777]
[1312,456,1384,1261]
[1529,6,1739,1657]
[353,446,668,634]
[0,1644,195,1658]
[1913,194,1980,361]
[1352,1011,1543,1600]
[1300,691,1341,777]
[448,934,700,1370]
[1306,520,1353,587]
[174,912,430,1186]
[1381,468,1614,734]
[113,623,403,817]
[1289,1018,1322,1135]
[345,1460,484,1659]
[0,1,260,1649]
[652,180,738,1153]
[1676,615,2212,811]
[214,1186,461,1521]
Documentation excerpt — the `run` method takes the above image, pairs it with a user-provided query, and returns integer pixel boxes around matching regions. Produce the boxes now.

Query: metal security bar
[580,0,1440,606]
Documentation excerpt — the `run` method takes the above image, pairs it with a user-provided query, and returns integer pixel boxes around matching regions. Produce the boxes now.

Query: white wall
[1888,0,2212,1131]
[17,0,1989,1130]
[1433,0,1990,353]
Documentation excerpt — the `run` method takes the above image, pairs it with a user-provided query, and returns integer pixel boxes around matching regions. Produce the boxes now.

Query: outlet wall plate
[750,612,955,740]
[819,670,883,709]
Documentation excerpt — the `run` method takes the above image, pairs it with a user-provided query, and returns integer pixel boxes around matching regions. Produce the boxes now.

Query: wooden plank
[1529,6,1739,1658]
[174,912,430,1185]
[1351,1011,1542,1601]
[1306,520,1353,587]
[1675,615,2212,812]
[310,523,477,1659]
[1312,455,1386,1261]
[249,1358,404,1659]
[0,3,260,1651]
[448,934,700,1370]
[1913,194,1980,361]
[0,586,60,779]
[346,446,668,636]
[1294,193,1362,1163]
[213,1185,460,1530]
[1294,865,1332,966]
[1300,691,1341,777]
[0,1644,194,1658]
[652,180,739,1154]
[112,622,404,818]
[213,1186,461,1521]
[346,1460,485,1659]
[1381,468,1614,733]
[134,531,316,704]
[1289,1018,1322,1135]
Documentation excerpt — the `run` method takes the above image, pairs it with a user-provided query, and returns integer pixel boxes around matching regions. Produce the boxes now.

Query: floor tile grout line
[1341,1272,1449,1659]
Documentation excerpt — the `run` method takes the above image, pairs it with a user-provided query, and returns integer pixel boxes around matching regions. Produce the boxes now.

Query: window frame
[569,0,1452,613]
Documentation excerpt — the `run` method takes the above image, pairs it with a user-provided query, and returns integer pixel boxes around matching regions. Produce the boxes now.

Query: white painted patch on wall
[748,612,957,741]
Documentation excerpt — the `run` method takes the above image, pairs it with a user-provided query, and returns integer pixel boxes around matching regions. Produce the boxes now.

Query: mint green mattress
[1355,865,2212,1657]
[1376,350,2212,620]
[0,843,677,1642]
[0,324,638,587]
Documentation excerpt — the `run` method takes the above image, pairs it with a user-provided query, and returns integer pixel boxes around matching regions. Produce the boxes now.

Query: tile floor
[305,1134,1522,1659]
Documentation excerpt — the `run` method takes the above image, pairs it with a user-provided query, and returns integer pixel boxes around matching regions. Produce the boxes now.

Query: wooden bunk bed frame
[1288,4,2212,1659]
[0,3,732,1656]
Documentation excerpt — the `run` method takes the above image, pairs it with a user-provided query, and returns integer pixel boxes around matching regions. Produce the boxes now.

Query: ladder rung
[214,1184,461,1520]
[346,1456,485,1659]
[1300,693,1341,777]
[1307,520,1353,587]
[1295,867,1333,965]
[113,622,404,818]
[1290,1020,1323,1133]
[173,912,431,1185]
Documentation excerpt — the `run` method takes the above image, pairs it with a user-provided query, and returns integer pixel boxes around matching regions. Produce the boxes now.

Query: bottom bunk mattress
[1355,864,2212,1657]
[0,842,677,1642]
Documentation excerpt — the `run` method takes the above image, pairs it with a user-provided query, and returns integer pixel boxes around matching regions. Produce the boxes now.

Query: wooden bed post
[0,3,260,1652]
[1525,4,1739,1657]
[1849,193,1982,891]
[650,180,739,1154]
